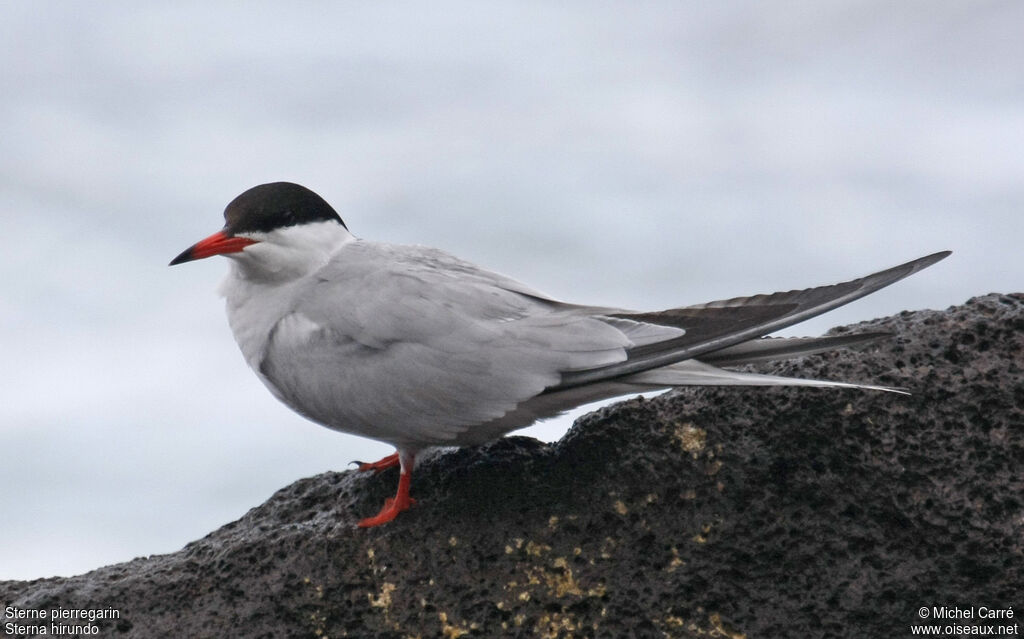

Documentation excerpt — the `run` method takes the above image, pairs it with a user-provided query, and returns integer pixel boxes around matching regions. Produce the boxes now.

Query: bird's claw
[352,452,401,473]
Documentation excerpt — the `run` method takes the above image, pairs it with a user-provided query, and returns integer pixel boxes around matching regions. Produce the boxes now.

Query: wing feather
[552,251,950,390]
[256,241,650,446]
[253,243,948,448]
[699,333,891,366]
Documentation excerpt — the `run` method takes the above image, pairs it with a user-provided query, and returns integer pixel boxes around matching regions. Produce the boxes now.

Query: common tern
[170,182,949,527]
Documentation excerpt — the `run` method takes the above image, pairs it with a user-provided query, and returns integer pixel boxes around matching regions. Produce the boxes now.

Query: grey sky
[1,1,1021,579]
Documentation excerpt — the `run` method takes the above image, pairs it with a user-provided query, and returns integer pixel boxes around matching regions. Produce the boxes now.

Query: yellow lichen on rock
[438,612,475,639]
[674,422,707,457]
[708,612,746,639]
[368,582,396,609]
[526,540,552,556]
[666,546,686,572]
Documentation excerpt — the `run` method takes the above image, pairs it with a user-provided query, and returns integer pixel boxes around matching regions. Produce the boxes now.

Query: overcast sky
[1,1,1021,580]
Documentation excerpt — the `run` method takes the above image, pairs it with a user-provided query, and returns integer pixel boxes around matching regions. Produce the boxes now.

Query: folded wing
[258,245,948,448]
[552,251,950,391]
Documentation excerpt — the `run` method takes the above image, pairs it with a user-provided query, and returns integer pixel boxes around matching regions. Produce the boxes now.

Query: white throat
[224,220,354,285]
[216,220,354,371]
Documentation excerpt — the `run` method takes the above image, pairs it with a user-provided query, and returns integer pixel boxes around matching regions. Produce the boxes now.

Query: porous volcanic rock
[2,294,1021,638]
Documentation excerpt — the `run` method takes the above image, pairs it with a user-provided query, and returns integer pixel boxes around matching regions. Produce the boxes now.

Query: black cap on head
[224,182,347,234]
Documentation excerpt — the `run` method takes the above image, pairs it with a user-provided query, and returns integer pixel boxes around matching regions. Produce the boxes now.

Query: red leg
[354,452,400,473]
[358,451,416,528]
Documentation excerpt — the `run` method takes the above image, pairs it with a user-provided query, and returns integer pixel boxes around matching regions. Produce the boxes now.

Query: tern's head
[169,182,352,279]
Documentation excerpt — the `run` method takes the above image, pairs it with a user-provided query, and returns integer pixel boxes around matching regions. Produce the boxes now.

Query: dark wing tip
[909,250,952,270]
[553,251,951,391]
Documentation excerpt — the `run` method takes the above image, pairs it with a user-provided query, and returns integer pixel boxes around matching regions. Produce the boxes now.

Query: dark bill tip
[169,246,196,266]
[168,231,259,266]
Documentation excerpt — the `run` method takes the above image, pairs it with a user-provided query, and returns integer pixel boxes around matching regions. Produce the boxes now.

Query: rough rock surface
[2,294,1022,639]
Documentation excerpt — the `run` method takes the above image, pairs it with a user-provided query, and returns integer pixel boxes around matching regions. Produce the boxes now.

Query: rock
[2,294,1021,639]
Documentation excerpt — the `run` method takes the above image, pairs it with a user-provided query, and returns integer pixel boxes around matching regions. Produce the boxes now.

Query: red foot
[357,494,417,528]
[358,461,415,528]
[354,452,400,473]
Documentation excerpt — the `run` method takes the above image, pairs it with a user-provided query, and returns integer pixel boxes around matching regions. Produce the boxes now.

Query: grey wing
[698,332,893,366]
[551,251,950,391]
[257,246,947,448]
[256,242,681,447]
